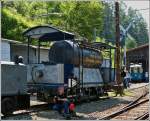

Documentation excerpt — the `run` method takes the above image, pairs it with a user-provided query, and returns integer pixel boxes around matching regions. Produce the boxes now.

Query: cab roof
[23,25,75,41]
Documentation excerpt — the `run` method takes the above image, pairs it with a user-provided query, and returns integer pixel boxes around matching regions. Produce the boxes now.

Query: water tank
[49,40,103,68]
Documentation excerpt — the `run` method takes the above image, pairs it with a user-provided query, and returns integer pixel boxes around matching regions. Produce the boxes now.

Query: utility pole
[115,2,121,85]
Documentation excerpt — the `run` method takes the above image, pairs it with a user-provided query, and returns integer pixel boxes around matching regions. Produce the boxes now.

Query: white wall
[39,49,49,63]
[1,41,10,61]
[11,45,49,64]
[1,39,49,64]
[101,59,110,68]
[11,45,37,64]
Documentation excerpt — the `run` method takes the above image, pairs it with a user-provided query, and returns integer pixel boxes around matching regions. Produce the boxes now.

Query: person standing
[125,71,130,88]
[145,72,149,82]
[121,68,127,89]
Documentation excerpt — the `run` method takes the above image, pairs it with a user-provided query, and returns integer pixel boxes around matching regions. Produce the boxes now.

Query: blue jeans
[145,77,149,82]
[53,104,63,113]
[53,101,69,115]
[123,78,129,88]
[123,79,127,88]
[126,78,130,87]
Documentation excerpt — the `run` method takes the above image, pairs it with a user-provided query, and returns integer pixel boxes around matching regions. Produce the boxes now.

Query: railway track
[1,103,49,120]
[99,91,149,120]
[2,84,148,120]
[128,83,149,95]
[1,96,109,120]
[135,112,149,120]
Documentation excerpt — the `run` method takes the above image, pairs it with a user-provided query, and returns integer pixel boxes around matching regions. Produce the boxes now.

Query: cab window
[130,67,134,73]
[139,67,143,73]
[133,67,138,73]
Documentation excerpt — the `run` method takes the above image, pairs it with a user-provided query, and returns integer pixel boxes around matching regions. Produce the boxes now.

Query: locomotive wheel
[2,98,15,115]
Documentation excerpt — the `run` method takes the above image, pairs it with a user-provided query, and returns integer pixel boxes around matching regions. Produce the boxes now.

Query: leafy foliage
[122,6,149,46]
[58,1,104,41]
[2,1,105,42]
[1,0,149,46]
[126,38,137,49]
[101,2,149,47]
[2,8,37,42]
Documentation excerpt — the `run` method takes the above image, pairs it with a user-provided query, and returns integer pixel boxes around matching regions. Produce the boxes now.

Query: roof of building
[2,38,22,44]
[126,43,149,53]
[1,38,49,50]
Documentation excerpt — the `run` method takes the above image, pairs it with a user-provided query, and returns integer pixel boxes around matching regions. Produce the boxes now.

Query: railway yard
[1,83,149,120]
[1,1,149,120]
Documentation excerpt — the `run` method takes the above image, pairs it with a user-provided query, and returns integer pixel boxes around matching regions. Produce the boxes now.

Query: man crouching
[52,86,71,119]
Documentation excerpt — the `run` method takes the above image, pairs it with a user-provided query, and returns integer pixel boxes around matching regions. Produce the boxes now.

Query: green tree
[126,38,137,49]
[2,1,148,46]
[58,1,105,41]
[127,7,149,45]
[2,1,105,42]
[1,8,36,42]
[101,2,149,46]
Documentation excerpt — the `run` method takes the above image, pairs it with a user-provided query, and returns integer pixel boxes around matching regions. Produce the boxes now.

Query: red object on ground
[69,103,75,111]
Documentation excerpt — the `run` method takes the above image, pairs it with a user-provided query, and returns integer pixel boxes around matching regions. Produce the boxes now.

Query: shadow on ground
[75,97,131,114]
[2,114,33,120]
[35,97,131,120]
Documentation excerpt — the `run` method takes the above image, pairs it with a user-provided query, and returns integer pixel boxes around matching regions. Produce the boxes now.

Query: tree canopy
[102,2,149,47]
[2,1,149,47]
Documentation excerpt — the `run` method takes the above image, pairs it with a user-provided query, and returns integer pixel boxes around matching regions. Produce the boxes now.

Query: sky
[123,0,149,30]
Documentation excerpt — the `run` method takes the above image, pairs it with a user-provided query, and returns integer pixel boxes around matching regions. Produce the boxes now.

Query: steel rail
[121,91,148,109]
[99,98,149,120]
[134,112,149,120]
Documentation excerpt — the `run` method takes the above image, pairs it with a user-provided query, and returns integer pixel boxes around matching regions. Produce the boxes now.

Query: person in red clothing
[69,98,76,116]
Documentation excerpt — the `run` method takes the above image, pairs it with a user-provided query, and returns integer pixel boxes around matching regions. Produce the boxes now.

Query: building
[126,44,149,72]
[1,38,49,64]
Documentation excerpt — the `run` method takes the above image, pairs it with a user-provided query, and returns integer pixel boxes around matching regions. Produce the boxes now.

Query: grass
[108,89,134,97]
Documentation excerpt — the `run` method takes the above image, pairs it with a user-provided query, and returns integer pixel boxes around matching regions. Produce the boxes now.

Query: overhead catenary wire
[135,8,149,11]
